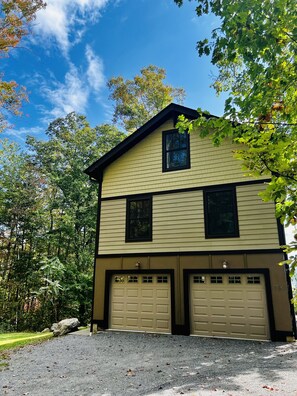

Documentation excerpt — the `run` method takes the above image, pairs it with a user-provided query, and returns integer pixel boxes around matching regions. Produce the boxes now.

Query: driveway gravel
[1,330,297,396]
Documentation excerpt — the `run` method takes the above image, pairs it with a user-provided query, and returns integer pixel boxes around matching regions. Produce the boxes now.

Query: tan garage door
[109,274,171,333]
[190,274,270,340]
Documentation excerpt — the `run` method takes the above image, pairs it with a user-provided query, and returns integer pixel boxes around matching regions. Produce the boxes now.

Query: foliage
[281,233,297,276]
[0,139,48,331]
[0,113,125,331]
[0,0,46,131]
[108,65,186,133]
[174,0,297,272]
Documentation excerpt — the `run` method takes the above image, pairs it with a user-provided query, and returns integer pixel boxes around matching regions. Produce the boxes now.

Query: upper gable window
[204,187,239,238]
[126,196,152,242]
[162,130,190,172]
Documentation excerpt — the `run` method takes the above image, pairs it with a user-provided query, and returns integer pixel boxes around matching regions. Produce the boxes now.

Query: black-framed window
[126,196,152,242]
[204,187,239,238]
[162,129,190,172]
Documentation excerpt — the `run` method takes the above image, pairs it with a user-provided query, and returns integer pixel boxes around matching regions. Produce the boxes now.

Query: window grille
[193,275,206,284]
[210,276,223,284]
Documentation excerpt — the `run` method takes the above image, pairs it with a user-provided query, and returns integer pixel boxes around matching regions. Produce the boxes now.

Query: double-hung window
[126,196,152,242]
[162,129,190,172]
[204,187,239,238]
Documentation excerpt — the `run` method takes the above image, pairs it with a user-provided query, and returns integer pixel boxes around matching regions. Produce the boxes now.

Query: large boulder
[51,318,80,337]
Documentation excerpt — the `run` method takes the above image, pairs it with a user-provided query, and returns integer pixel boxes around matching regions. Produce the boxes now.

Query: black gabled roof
[84,103,214,180]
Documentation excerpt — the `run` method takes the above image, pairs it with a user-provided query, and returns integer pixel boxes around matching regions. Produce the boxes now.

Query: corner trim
[90,174,102,330]
[277,218,286,246]
[284,260,297,338]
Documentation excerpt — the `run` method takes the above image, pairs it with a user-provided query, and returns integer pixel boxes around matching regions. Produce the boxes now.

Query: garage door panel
[246,290,264,300]
[113,289,125,297]
[210,290,225,299]
[110,274,171,334]
[141,289,154,298]
[190,274,269,340]
[249,307,265,318]
[227,291,244,300]
[156,289,170,298]
[156,304,169,314]
[141,319,154,328]
[250,325,266,336]
[126,303,138,312]
[193,290,206,298]
[194,307,208,315]
[112,302,124,312]
[210,307,226,317]
[141,303,153,312]
[111,317,124,326]
[229,312,245,319]
[127,289,139,298]
[156,319,170,330]
[126,318,139,328]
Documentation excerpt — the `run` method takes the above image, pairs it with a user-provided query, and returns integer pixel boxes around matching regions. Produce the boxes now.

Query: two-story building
[85,103,296,341]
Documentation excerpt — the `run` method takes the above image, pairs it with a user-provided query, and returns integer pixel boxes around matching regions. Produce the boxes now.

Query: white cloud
[4,126,44,142]
[34,0,109,55]
[38,46,105,119]
[85,45,105,92]
[41,63,89,118]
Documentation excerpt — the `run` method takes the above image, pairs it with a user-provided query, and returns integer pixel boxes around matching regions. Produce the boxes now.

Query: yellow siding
[99,184,280,254]
[101,119,267,198]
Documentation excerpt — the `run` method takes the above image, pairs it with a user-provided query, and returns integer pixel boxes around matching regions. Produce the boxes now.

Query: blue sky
[2,0,225,143]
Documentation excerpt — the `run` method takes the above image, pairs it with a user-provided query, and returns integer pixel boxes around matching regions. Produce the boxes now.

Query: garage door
[109,274,171,333]
[190,274,270,340]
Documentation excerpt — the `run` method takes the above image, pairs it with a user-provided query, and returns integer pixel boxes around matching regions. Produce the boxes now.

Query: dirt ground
[1,330,297,396]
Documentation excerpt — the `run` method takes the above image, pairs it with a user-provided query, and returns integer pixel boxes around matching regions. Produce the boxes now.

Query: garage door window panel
[126,196,152,242]
[229,276,241,284]
[204,187,239,238]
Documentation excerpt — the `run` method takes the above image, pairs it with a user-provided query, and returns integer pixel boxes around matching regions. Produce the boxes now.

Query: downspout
[90,172,103,335]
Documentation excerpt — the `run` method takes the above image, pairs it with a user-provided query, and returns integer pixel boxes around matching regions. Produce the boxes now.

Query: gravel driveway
[1,330,297,396]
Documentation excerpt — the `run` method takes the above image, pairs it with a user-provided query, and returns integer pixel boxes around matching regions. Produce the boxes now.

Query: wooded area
[0,113,125,331]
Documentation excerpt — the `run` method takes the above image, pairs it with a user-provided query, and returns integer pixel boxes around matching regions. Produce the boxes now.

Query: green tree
[27,113,125,325]
[36,256,65,324]
[0,140,47,331]
[108,65,186,133]
[0,0,46,132]
[0,114,125,331]
[174,0,297,272]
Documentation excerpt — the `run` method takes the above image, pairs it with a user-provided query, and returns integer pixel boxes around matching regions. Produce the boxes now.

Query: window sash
[126,197,152,242]
[163,130,190,172]
[204,188,239,238]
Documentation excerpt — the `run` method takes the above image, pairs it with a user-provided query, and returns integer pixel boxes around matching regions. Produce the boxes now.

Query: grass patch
[0,332,53,352]
[0,361,9,371]
[0,332,53,371]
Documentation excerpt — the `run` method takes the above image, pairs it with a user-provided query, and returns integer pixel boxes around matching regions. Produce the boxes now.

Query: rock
[51,318,80,337]
[41,328,51,333]
[51,323,58,332]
